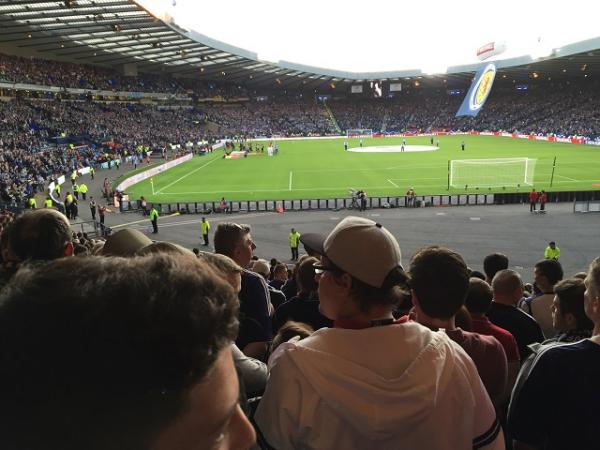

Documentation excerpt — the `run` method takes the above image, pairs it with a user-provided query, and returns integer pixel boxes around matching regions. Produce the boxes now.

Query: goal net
[449,157,537,188]
[346,129,374,138]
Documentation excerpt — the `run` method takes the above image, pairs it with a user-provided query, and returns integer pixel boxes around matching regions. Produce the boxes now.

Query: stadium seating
[2,52,600,209]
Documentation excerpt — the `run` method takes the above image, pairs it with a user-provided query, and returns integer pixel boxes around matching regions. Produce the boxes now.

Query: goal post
[346,129,374,138]
[448,157,537,189]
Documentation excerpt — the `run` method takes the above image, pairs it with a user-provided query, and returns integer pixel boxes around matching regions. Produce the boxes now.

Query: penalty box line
[154,155,221,194]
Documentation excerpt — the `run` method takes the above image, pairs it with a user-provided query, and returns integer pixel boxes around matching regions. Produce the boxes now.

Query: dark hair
[7,209,71,261]
[535,259,564,285]
[213,222,251,257]
[0,254,239,450]
[271,321,314,352]
[409,246,469,319]
[274,262,287,274]
[465,278,493,314]
[297,257,319,294]
[483,253,508,280]
[554,278,593,330]
[73,243,89,256]
[468,270,486,281]
[455,306,473,331]
[333,266,410,313]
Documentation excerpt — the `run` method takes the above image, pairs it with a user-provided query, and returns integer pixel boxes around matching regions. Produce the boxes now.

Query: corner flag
[456,62,496,117]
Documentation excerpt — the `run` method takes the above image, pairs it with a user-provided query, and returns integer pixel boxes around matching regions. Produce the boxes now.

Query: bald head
[491,269,524,305]
[7,209,73,262]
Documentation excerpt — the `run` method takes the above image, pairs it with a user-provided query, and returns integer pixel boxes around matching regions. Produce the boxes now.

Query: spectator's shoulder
[242,268,266,283]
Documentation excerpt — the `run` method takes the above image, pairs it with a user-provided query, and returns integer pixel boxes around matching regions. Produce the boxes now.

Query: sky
[138,0,600,73]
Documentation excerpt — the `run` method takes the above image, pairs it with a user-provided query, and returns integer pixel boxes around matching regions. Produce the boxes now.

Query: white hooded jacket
[255,322,503,450]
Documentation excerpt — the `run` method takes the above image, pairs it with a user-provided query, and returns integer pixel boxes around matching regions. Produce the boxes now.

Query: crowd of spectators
[0,98,215,205]
[328,81,600,139]
[0,52,248,98]
[2,54,600,210]
[2,52,600,138]
[205,100,337,136]
[0,209,597,449]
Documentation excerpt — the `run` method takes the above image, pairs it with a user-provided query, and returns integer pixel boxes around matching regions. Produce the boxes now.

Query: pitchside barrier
[119,190,600,215]
[573,199,600,213]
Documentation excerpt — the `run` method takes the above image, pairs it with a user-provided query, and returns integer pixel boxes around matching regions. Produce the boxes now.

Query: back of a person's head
[554,277,593,330]
[409,246,469,319]
[483,253,508,281]
[198,251,242,275]
[0,253,239,450]
[251,259,270,279]
[468,269,486,281]
[454,306,473,331]
[588,257,600,301]
[213,222,250,257]
[7,209,71,262]
[73,243,89,256]
[297,256,319,294]
[491,269,523,297]
[273,262,288,279]
[134,241,194,257]
[271,320,314,352]
[535,259,564,286]
[465,278,493,314]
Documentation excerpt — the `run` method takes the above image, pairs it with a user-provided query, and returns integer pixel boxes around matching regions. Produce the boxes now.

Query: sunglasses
[313,263,343,275]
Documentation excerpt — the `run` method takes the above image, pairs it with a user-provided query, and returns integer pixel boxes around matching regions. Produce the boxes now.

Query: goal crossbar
[449,157,536,188]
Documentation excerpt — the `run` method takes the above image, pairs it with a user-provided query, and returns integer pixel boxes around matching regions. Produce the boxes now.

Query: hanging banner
[456,62,496,117]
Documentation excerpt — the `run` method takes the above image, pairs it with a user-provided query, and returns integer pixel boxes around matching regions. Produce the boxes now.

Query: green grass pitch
[123,135,600,203]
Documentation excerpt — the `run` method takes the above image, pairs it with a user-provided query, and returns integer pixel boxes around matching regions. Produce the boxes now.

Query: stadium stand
[2,63,600,211]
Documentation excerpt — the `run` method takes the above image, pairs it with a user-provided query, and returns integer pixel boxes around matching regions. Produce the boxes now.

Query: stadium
[1,1,600,448]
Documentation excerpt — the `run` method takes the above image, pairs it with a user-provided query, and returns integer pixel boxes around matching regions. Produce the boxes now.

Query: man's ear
[411,292,420,309]
[334,272,353,294]
[64,241,74,257]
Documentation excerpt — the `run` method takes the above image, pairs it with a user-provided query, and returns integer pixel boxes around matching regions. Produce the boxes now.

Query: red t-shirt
[445,328,508,402]
[529,191,538,202]
[471,315,520,362]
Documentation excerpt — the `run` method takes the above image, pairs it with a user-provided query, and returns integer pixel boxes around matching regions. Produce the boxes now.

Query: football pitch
[124,135,600,203]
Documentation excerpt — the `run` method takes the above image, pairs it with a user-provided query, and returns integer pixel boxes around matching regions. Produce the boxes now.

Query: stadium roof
[1,0,600,91]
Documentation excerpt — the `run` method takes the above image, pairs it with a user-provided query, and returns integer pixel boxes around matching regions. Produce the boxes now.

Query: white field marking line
[470,217,481,221]
[295,164,446,173]
[163,181,459,195]
[555,174,579,182]
[387,176,446,181]
[548,178,600,183]
[155,156,221,194]
[289,171,293,191]
[164,186,392,194]
[387,179,399,188]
